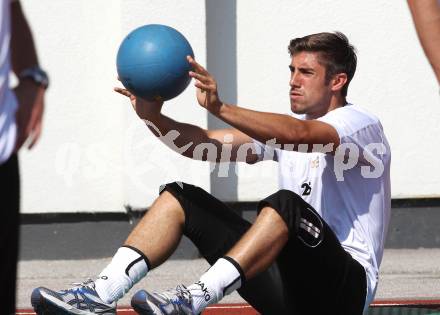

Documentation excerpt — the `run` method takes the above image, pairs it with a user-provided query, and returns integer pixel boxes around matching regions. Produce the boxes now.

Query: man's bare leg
[227,206,289,279]
[94,191,186,303]
[186,206,289,314]
[125,191,185,267]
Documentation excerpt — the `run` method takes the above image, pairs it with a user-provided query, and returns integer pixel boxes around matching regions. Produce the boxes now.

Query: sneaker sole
[131,290,162,315]
[31,288,62,315]
[31,288,115,315]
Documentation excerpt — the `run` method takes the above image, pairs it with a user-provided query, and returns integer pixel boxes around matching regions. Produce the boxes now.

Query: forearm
[10,1,39,74]
[144,113,222,160]
[216,103,306,147]
[408,0,440,83]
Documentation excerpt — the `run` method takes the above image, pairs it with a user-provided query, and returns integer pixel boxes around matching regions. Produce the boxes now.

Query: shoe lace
[71,278,96,291]
[165,284,192,305]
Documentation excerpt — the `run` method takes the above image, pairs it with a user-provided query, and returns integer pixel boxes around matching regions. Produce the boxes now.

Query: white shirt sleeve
[317,105,390,167]
[0,0,18,164]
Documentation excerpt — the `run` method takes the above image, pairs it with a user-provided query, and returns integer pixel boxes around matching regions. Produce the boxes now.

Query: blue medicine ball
[116,24,194,101]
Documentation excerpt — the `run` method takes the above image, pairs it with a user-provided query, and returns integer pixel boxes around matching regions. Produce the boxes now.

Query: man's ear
[330,73,348,92]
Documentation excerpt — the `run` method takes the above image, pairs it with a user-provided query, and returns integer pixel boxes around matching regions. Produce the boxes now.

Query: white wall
[18,0,440,213]
[20,0,209,213]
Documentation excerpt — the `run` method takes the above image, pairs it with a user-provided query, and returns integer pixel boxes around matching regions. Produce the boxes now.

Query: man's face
[289,51,332,116]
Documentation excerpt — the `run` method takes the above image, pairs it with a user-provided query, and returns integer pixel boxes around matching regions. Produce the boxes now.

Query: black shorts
[160,182,367,315]
[0,154,20,315]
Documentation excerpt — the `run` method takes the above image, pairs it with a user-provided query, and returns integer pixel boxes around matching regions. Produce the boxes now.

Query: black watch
[19,66,49,89]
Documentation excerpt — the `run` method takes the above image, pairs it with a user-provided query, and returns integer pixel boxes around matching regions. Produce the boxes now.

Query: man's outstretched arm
[188,56,340,153]
[115,87,259,163]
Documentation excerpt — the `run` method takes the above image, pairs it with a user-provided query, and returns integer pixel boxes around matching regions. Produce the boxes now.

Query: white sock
[95,246,150,303]
[187,257,244,314]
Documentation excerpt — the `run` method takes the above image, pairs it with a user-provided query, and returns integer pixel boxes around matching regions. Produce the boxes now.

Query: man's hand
[187,56,223,115]
[14,80,45,151]
[114,85,164,120]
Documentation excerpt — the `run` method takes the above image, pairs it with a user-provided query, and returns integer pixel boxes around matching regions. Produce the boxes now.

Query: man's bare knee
[257,206,289,240]
[146,190,185,224]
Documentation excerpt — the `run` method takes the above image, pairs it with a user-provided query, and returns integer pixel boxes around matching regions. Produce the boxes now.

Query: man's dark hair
[288,32,357,97]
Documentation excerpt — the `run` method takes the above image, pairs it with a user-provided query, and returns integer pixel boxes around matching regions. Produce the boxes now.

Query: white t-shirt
[253,104,391,308]
[0,0,18,165]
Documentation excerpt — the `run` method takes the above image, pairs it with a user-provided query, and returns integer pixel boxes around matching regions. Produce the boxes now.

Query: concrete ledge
[19,201,440,260]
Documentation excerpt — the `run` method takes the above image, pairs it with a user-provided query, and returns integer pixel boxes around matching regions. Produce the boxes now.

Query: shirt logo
[301,182,312,196]
[310,156,320,168]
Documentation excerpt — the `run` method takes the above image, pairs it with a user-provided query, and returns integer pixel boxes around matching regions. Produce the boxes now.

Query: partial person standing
[408,0,440,85]
[0,1,48,314]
